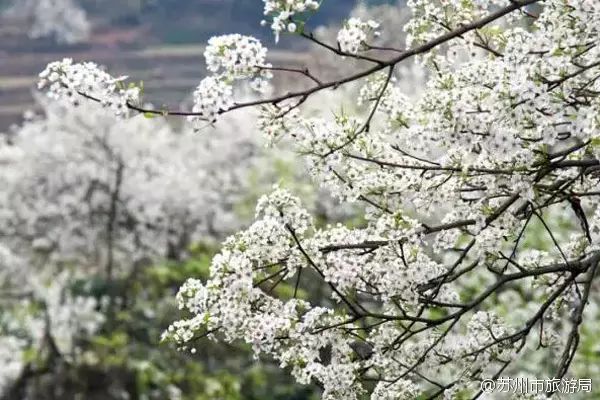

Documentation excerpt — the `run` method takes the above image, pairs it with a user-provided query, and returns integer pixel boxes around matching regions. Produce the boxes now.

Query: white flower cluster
[167,1,600,398]
[405,0,510,50]
[337,18,380,54]
[358,71,412,127]
[0,336,26,395]
[371,379,419,400]
[3,0,90,44]
[37,34,273,125]
[261,0,320,41]
[189,34,273,127]
[255,186,313,234]
[165,190,367,398]
[38,58,140,116]
[0,246,104,394]
[32,271,105,357]
[257,104,301,144]
[166,187,487,398]
[189,76,234,124]
[205,34,271,88]
[465,311,513,355]
[0,100,264,269]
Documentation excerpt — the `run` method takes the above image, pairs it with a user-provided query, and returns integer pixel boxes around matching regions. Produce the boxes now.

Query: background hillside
[0,0,395,129]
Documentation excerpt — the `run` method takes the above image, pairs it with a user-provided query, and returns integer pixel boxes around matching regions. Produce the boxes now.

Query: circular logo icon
[481,379,496,393]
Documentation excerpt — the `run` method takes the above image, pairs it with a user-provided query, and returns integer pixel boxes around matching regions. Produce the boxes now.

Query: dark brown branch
[74,0,540,119]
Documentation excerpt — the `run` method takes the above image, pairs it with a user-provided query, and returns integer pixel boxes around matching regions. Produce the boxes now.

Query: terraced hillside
[0,0,385,129]
[0,44,313,129]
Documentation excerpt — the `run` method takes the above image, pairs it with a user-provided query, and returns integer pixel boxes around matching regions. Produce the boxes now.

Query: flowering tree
[0,242,104,399]
[0,99,272,398]
[0,92,349,399]
[2,0,89,44]
[37,0,600,398]
[0,100,267,267]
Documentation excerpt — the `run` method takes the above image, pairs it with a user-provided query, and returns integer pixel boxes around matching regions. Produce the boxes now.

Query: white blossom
[204,34,272,90]
[38,58,140,116]
[189,76,235,125]
[261,0,320,42]
[3,0,89,44]
[337,18,380,55]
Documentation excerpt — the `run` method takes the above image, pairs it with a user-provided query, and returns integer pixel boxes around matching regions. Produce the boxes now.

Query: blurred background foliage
[2,181,326,400]
[13,256,318,399]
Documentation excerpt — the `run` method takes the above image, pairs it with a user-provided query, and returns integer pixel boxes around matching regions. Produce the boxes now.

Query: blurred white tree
[0,99,263,272]
[0,98,266,396]
[2,0,90,44]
